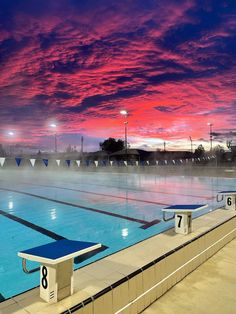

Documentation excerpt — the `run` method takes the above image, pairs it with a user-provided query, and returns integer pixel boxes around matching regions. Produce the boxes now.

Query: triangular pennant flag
[29,159,36,167]
[164,160,167,165]
[15,157,22,167]
[102,160,106,166]
[156,160,159,165]
[180,159,183,163]
[76,160,80,167]
[136,161,139,166]
[192,158,195,162]
[110,160,113,166]
[66,160,71,167]
[146,160,149,165]
[43,159,48,167]
[124,161,127,166]
[198,158,200,161]
[56,159,60,166]
[172,160,175,164]
[94,160,98,167]
[0,157,6,167]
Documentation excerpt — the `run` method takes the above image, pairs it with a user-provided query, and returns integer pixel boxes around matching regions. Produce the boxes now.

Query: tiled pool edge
[63,212,236,314]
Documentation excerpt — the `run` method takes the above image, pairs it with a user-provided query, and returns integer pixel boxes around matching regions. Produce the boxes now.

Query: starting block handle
[22,258,40,274]
[216,194,224,202]
[162,211,175,222]
[216,194,224,203]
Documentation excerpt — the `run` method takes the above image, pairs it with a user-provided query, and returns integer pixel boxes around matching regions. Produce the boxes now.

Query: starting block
[18,239,102,303]
[217,191,236,210]
[162,204,208,235]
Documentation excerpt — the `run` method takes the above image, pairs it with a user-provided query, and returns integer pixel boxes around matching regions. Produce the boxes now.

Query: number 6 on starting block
[217,191,236,210]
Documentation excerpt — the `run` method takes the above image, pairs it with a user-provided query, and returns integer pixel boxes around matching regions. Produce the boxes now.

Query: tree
[213,145,225,155]
[226,140,232,149]
[213,145,225,163]
[99,138,124,153]
[194,144,205,157]
[65,144,73,153]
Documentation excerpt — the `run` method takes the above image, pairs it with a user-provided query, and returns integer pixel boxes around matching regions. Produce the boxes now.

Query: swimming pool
[0,170,235,301]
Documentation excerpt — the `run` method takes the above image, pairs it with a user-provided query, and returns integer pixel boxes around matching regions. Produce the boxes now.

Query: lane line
[22,182,169,206]
[0,209,109,267]
[33,180,215,200]
[0,209,65,240]
[0,188,151,225]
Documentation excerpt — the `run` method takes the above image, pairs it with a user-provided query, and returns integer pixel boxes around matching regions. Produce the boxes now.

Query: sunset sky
[0,0,236,152]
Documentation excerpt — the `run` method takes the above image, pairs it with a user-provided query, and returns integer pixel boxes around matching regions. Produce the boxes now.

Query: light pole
[7,131,15,155]
[120,110,128,150]
[120,110,128,162]
[207,123,213,152]
[50,124,57,153]
[189,136,193,153]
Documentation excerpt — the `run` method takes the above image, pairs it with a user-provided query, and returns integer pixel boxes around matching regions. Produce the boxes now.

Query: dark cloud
[64,88,144,114]
[32,94,51,102]
[51,60,80,74]
[161,2,234,50]
[203,102,236,116]
[39,32,58,50]
[0,37,30,64]
[53,91,73,99]
[0,103,49,124]
[154,105,186,112]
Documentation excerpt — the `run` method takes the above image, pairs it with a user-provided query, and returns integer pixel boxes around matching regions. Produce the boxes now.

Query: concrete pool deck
[0,207,235,314]
[143,236,236,314]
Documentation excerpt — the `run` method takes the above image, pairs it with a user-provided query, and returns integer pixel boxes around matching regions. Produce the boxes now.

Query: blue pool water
[0,170,235,300]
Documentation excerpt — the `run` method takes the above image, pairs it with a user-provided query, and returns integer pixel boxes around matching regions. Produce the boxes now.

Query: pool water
[0,171,235,300]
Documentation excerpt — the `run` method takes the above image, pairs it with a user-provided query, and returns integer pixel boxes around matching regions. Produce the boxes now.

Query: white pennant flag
[156,160,159,165]
[124,161,127,166]
[76,160,81,167]
[29,159,36,167]
[110,160,113,166]
[172,160,175,164]
[164,160,167,165]
[136,161,139,166]
[56,160,60,166]
[180,159,183,163]
[0,157,6,167]
[146,160,149,165]
[94,160,98,167]
[192,158,195,162]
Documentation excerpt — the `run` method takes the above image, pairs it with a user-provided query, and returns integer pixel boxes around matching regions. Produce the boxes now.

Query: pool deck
[0,206,235,314]
[143,237,236,314]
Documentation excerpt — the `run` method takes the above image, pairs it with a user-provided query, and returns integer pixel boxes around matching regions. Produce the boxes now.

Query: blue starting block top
[162,204,208,213]
[18,239,101,265]
[218,191,236,195]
